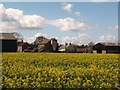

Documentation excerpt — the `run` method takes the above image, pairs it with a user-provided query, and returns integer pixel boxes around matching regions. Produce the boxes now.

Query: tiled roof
[40,39,50,44]
[0,33,16,40]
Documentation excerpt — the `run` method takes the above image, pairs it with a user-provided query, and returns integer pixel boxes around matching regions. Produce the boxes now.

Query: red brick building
[38,38,58,52]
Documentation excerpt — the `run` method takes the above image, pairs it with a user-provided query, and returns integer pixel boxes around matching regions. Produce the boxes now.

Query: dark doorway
[97,50,102,53]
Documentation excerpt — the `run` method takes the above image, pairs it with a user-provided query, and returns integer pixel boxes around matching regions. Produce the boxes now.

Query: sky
[0,2,118,45]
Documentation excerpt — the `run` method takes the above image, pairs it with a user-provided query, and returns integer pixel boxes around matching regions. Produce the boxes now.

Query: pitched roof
[59,44,72,50]
[97,43,120,46]
[0,33,17,40]
[59,45,66,50]
[39,39,50,44]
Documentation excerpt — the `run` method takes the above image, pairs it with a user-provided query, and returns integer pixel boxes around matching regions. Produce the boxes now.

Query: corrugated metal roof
[0,33,17,40]
[98,43,120,46]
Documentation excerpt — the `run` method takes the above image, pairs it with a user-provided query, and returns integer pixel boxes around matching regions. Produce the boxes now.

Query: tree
[87,42,95,53]
[33,36,47,45]
[88,42,94,47]
[13,32,23,42]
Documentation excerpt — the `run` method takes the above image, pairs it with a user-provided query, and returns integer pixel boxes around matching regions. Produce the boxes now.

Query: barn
[76,46,87,53]
[93,43,120,54]
[0,33,17,52]
[38,38,58,52]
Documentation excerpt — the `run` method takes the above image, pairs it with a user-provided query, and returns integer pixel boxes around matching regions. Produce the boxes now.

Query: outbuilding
[0,33,17,52]
[93,43,120,54]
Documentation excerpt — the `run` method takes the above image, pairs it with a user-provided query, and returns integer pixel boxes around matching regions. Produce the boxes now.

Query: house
[62,43,76,53]
[38,38,58,52]
[0,33,17,52]
[58,45,66,52]
[76,46,87,53]
[58,43,69,52]
[93,43,120,54]
[59,43,77,53]
[65,43,76,53]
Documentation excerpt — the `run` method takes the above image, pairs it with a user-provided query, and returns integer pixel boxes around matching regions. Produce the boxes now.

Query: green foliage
[2,53,119,88]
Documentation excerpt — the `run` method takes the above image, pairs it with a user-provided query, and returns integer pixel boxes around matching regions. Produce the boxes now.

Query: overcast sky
[0,2,118,45]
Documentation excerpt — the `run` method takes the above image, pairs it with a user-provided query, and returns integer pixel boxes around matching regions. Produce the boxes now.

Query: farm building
[76,46,87,53]
[0,33,24,52]
[38,38,58,52]
[66,43,76,53]
[58,45,66,52]
[58,43,69,52]
[93,43,120,54]
[58,43,76,52]
[0,33,17,52]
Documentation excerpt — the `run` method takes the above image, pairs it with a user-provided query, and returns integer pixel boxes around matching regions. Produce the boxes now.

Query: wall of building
[66,45,76,53]
[17,46,22,52]
[38,45,44,52]
[93,50,97,54]
[102,50,106,54]
[38,42,53,52]
[44,42,54,52]
[106,46,120,53]
[1,40,17,52]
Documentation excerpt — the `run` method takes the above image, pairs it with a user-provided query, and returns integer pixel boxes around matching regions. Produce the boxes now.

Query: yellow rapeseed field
[2,53,119,88]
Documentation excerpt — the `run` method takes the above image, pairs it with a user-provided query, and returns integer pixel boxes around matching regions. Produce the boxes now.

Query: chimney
[51,38,57,51]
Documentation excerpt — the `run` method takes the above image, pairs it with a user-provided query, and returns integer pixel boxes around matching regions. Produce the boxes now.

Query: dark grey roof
[0,33,17,40]
[97,43,120,46]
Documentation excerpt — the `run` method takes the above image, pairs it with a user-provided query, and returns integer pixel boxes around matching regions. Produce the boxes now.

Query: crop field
[1,53,119,88]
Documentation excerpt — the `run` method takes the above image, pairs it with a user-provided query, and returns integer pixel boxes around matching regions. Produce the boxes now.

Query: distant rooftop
[39,39,50,44]
[98,42,120,46]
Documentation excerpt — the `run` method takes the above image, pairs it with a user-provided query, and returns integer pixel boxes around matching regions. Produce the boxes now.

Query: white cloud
[5,8,23,22]
[58,34,92,45]
[24,33,47,43]
[108,25,119,30]
[99,35,117,42]
[62,3,81,17]
[19,15,45,29]
[75,12,80,16]
[50,17,90,31]
[62,3,73,13]
[58,34,118,45]
[0,22,18,29]
[0,4,45,30]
